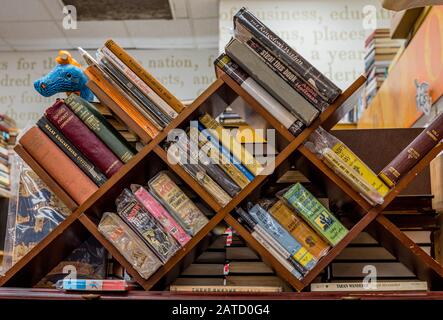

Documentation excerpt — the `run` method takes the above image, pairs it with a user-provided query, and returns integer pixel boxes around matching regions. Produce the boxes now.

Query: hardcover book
[45,100,123,178]
[248,204,317,271]
[225,38,319,125]
[379,112,443,187]
[37,117,107,187]
[281,183,348,246]
[148,172,208,236]
[64,94,135,163]
[98,212,162,279]
[233,7,341,103]
[268,200,330,259]
[19,127,98,204]
[131,184,191,247]
[214,54,304,136]
[116,188,179,263]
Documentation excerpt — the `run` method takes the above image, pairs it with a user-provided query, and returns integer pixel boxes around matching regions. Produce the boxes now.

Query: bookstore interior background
[0,0,442,299]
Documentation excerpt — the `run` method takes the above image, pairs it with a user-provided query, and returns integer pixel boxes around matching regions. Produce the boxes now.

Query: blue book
[248,204,317,271]
[196,122,255,181]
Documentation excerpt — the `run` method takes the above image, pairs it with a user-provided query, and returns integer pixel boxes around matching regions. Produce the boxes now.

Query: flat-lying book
[310,281,428,292]
[170,285,282,293]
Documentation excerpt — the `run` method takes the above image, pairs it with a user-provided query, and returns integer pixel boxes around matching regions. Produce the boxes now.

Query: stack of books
[217,107,246,127]
[216,7,342,137]
[164,112,262,206]
[16,39,187,206]
[363,29,403,107]
[98,171,209,280]
[0,114,17,198]
[235,182,349,281]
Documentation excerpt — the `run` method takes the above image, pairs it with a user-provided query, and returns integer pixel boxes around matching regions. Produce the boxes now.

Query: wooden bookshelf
[2,63,443,294]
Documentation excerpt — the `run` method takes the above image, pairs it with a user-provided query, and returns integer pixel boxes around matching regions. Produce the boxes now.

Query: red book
[19,127,98,204]
[45,100,123,177]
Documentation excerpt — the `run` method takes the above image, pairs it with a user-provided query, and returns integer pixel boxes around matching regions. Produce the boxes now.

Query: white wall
[0,49,217,128]
[219,0,393,90]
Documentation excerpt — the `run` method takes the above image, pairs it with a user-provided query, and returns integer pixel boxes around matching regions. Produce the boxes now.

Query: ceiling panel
[170,0,188,19]
[188,0,219,18]
[126,19,194,49]
[40,0,66,20]
[0,21,70,50]
[63,21,133,48]
[0,0,53,21]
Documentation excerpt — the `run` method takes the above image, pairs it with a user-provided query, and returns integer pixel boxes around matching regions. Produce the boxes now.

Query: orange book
[85,65,158,143]
[19,127,98,204]
[104,39,184,113]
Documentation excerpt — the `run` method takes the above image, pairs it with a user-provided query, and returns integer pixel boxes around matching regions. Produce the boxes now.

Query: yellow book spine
[199,113,263,176]
[197,134,250,189]
[332,143,390,196]
[104,39,184,113]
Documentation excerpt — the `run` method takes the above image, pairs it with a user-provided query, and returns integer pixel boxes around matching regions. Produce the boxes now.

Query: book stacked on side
[81,40,185,144]
[305,126,390,206]
[98,171,209,280]
[163,113,264,206]
[234,183,348,281]
[363,29,404,107]
[216,7,341,137]
[18,94,137,205]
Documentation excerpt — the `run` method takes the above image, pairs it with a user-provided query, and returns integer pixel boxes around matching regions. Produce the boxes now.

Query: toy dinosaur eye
[66,72,72,79]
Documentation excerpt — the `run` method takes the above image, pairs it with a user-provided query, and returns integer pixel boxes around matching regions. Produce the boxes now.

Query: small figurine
[34,50,94,101]
[415,79,432,115]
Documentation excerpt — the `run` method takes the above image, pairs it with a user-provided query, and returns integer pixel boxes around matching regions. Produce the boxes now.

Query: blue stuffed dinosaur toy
[34,50,94,102]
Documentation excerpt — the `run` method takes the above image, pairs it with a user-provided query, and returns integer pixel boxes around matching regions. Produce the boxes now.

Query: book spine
[200,113,263,176]
[98,212,161,279]
[248,204,317,271]
[251,230,303,280]
[179,132,241,197]
[225,38,319,125]
[379,112,443,187]
[104,39,184,113]
[64,94,135,163]
[282,183,348,246]
[214,54,304,136]
[331,142,389,196]
[197,122,254,182]
[45,100,124,178]
[98,56,170,127]
[37,117,108,187]
[116,189,179,263]
[167,140,232,206]
[101,47,178,119]
[148,172,208,236]
[169,285,282,293]
[85,66,159,140]
[322,148,384,205]
[196,127,250,189]
[310,281,428,292]
[269,200,330,259]
[19,127,98,204]
[244,38,329,111]
[133,186,191,246]
[234,8,341,103]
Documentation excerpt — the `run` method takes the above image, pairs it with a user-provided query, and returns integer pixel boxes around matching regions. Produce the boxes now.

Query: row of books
[215,8,341,138]
[18,95,136,205]
[235,183,349,280]
[98,171,209,280]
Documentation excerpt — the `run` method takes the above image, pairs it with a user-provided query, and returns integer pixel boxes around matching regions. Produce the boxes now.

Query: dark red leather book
[45,100,123,177]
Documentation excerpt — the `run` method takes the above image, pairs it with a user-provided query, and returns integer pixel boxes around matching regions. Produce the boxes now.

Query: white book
[311,281,428,292]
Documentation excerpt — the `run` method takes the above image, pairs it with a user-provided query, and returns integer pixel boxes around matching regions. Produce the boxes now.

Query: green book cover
[64,94,135,163]
[282,183,348,246]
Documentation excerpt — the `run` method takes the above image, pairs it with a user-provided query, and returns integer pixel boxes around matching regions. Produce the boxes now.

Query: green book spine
[282,183,348,246]
[64,94,135,163]
[37,117,108,186]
